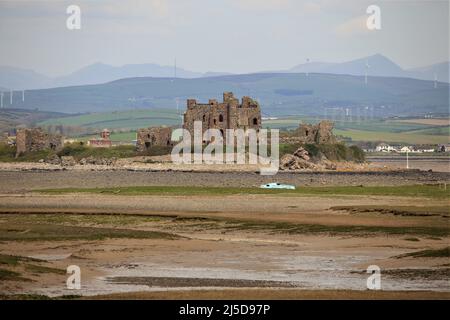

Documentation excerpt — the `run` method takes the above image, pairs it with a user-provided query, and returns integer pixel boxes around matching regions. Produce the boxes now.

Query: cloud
[334,15,370,37]
[231,0,291,12]
[90,0,169,19]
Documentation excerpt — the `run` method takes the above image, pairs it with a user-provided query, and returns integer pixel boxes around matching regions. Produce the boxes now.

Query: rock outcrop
[280,147,337,171]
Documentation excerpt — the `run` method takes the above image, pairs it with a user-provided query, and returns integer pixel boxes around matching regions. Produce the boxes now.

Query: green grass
[109,131,137,142]
[38,109,181,129]
[0,223,181,241]
[0,143,173,162]
[36,184,450,199]
[0,144,55,162]
[0,254,41,266]
[0,268,30,282]
[25,264,65,275]
[167,215,449,237]
[334,128,449,144]
[218,220,450,237]
[403,237,420,242]
[330,205,450,217]
[57,144,137,159]
[0,144,16,162]
[396,247,450,258]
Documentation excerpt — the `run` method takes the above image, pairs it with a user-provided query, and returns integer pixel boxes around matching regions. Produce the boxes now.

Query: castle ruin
[15,128,63,157]
[281,121,337,144]
[183,92,262,139]
[136,127,173,153]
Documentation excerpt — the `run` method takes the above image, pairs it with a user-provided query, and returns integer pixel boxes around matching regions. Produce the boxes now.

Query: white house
[399,146,412,153]
[376,143,396,152]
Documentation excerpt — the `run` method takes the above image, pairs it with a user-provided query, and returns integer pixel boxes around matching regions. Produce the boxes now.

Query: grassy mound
[0,142,173,162]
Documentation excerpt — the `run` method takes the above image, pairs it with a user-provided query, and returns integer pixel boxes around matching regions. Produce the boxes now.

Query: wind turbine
[365,60,370,85]
[434,73,437,89]
[306,58,310,77]
[0,92,3,108]
[10,90,13,105]
[175,97,182,125]
[174,58,177,79]
[22,90,25,102]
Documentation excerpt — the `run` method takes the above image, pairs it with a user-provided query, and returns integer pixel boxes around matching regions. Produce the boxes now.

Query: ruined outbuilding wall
[183,92,262,139]
[281,121,337,144]
[15,128,63,156]
[136,127,173,153]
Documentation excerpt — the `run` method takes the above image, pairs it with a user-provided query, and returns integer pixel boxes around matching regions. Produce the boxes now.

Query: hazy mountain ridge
[288,54,449,82]
[1,54,448,90]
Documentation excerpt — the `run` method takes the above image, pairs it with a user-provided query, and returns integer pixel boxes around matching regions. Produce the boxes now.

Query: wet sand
[0,170,448,299]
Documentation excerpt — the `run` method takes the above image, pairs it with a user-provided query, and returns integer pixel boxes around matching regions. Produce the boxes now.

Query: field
[38,108,182,130]
[392,118,450,126]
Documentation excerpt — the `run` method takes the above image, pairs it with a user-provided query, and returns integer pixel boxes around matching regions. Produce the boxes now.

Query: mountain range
[0,54,448,90]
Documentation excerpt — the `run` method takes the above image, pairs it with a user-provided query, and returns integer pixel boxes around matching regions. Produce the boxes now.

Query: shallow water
[35,252,450,297]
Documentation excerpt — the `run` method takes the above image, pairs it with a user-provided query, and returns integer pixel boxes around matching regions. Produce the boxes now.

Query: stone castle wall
[15,128,63,157]
[281,121,337,144]
[136,127,173,153]
[183,92,261,139]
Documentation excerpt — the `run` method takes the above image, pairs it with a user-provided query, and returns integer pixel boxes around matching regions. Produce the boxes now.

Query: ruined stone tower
[136,127,173,153]
[183,92,262,139]
[15,128,63,157]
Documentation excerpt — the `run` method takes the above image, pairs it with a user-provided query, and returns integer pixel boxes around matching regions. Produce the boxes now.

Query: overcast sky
[0,0,448,76]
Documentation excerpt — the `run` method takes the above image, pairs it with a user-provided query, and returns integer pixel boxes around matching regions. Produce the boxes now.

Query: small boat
[260,182,296,190]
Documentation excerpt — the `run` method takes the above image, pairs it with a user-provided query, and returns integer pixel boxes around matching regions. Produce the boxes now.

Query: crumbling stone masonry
[183,92,262,140]
[281,121,337,144]
[15,128,63,157]
[136,127,173,153]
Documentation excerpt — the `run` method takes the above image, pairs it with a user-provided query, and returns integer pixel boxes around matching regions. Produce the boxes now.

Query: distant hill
[289,54,408,78]
[0,66,51,90]
[1,54,448,90]
[407,61,450,83]
[8,73,449,118]
[53,63,203,87]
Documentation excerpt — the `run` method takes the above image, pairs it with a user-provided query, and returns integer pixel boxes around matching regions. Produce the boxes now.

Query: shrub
[58,144,136,160]
[282,142,365,163]
[348,145,365,163]
[0,144,16,162]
